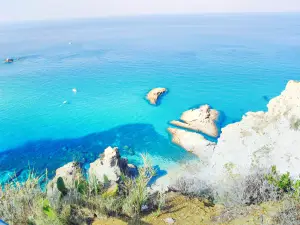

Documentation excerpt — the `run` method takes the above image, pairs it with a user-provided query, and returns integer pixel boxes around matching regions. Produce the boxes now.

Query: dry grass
[0,154,161,225]
[273,198,300,225]
[0,172,61,225]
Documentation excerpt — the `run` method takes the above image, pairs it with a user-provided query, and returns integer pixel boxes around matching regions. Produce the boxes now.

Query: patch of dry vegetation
[0,155,164,225]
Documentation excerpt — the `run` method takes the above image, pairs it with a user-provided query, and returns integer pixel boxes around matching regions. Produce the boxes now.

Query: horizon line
[1,11,300,25]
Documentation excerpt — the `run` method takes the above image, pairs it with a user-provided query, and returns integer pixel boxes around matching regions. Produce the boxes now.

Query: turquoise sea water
[1,14,300,182]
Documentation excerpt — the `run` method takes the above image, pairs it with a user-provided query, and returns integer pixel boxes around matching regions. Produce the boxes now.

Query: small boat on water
[4,58,14,63]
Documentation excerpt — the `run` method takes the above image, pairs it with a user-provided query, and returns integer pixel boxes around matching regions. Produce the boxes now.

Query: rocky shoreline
[162,80,300,188]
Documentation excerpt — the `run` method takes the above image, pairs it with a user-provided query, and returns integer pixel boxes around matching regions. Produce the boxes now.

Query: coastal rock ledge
[168,80,300,181]
[47,146,137,199]
[170,104,219,137]
[146,87,167,105]
[209,80,300,178]
[168,127,216,160]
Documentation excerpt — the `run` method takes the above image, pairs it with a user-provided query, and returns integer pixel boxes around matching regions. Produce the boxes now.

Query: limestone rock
[168,128,215,160]
[170,104,219,137]
[164,217,176,224]
[47,162,82,198]
[146,88,167,105]
[208,80,300,179]
[88,146,137,184]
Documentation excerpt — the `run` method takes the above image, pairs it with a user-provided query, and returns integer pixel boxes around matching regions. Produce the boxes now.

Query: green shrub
[75,179,89,195]
[122,154,156,216]
[266,166,294,193]
[56,177,68,196]
[290,117,300,131]
[103,174,110,187]
[0,153,161,223]
[0,172,61,225]
[102,184,119,198]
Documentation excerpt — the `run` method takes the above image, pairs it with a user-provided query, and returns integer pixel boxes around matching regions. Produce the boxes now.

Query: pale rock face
[167,128,215,161]
[146,88,167,105]
[208,80,300,179]
[88,146,137,184]
[170,104,219,137]
[47,162,82,198]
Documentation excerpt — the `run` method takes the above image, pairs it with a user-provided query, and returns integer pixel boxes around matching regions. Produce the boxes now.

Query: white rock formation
[88,146,137,184]
[170,104,219,137]
[146,88,167,105]
[47,162,82,198]
[208,80,300,178]
[164,80,300,189]
[168,128,215,161]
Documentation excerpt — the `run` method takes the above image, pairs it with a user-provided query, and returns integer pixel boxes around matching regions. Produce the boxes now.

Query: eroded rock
[46,162,82,198]
[170,104,219,137]
[146,88,167,105]
[88,146,137,185]
[168,127,215,161]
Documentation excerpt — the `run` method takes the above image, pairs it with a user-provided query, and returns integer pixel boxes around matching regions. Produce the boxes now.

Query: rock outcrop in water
[170,104,219,137]
[168,128,216,161]
[146,87,167,105]
[167,104,219,159]
[88,146,137,185]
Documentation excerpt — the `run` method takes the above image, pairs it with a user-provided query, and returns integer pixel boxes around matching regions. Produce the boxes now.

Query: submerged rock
[146,87,167,105]
[88,146,137,185]
[170,104,219,137]
[168,127,215,161]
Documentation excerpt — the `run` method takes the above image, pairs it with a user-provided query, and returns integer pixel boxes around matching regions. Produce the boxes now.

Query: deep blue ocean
[1,14,300,182]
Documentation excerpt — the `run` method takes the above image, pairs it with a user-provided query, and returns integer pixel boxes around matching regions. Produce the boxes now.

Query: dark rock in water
[263,95,270,102]
[4,58,14,63]
[123,145,135,155]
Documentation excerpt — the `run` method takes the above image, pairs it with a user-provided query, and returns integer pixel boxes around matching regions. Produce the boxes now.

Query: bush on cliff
[0,154,162,225]
[0,172,60,225]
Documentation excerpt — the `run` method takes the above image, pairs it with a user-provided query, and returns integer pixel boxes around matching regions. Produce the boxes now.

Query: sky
[1,0,300,22]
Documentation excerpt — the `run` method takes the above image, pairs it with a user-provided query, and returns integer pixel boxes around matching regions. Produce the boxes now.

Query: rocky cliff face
[47,146,138,198]
[167,81,300,182]
[88,146,137,185]
[47,162,83,199]
[209,80,300,179]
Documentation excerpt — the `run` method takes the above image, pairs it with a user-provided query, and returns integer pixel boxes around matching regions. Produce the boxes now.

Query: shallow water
[1,14,300,181]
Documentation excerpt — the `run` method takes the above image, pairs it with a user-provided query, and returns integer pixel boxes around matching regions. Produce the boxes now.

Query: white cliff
[209,80,300,179]
[163,80,300,190]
